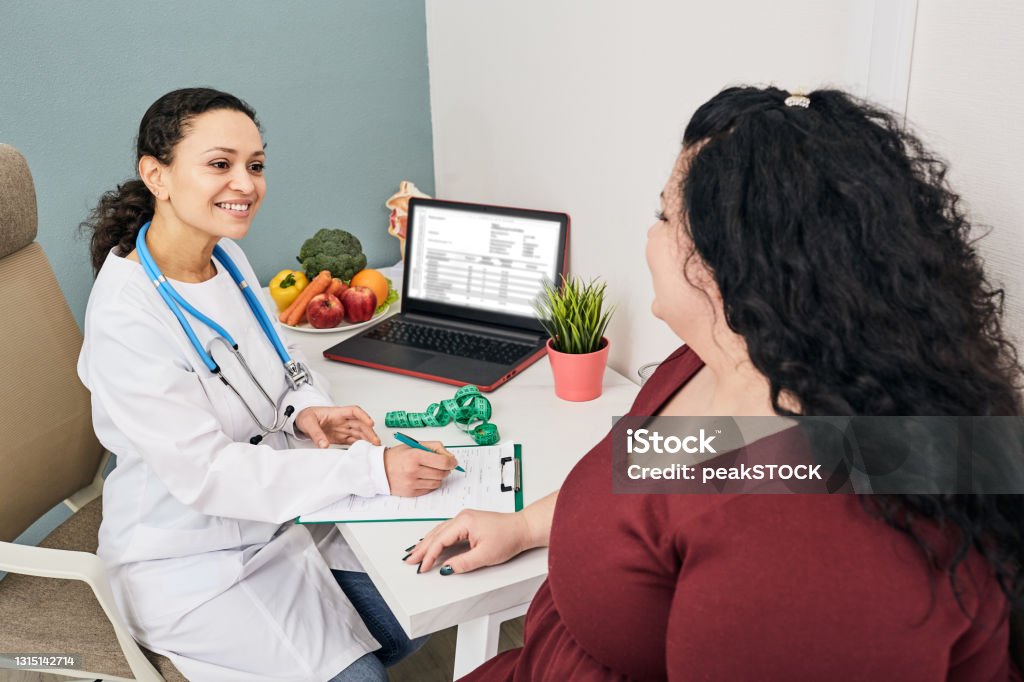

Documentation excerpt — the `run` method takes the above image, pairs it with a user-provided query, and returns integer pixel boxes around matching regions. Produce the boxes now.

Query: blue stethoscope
[136,221,311,445]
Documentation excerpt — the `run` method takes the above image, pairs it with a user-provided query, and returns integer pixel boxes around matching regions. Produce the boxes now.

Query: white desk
[283,318,638,677]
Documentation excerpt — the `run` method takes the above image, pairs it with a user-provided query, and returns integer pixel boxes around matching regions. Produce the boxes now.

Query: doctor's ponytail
[80,87,260,275]
[82,179,154,275]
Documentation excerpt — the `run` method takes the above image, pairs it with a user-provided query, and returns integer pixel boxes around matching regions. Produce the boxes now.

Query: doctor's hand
[294,405,381,448]
[384,441,458,497]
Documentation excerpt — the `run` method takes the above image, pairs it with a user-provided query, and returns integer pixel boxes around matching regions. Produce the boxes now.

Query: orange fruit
[349,269,389,307]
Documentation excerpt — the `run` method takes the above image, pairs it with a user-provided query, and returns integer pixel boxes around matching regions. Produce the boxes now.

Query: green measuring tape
[384,385,500,445]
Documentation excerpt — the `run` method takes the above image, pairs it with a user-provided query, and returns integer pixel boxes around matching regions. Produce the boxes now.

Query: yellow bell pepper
[268,269,309,311]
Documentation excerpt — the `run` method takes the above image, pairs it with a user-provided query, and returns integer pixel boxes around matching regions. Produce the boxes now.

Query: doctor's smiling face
[142,108,266,243]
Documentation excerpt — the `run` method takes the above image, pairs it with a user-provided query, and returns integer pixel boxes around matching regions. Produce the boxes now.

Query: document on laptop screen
[406,205,562,318]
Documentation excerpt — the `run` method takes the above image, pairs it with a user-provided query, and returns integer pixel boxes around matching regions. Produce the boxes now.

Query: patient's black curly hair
[679,86,1024,608]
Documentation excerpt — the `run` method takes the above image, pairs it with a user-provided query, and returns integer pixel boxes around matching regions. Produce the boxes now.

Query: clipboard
[297,443,523,524]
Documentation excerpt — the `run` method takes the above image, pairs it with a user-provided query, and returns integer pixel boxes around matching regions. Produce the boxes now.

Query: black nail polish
[440,565,454,576]
[404,544,416,552]
[402,552,412,561]
[416,562,423,574]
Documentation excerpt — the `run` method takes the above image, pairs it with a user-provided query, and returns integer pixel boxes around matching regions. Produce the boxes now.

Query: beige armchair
[0,144,184,681]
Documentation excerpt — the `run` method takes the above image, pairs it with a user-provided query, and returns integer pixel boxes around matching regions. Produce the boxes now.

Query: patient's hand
[406,509,531,574]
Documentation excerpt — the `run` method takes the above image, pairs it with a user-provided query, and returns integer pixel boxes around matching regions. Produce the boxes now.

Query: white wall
[425,0,877,380]
[905,1,1024,349]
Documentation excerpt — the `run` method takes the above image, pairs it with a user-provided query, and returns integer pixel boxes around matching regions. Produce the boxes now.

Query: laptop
[323,197,569,391]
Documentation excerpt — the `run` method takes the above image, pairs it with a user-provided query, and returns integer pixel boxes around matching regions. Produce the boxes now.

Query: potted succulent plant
[535,276,615,401]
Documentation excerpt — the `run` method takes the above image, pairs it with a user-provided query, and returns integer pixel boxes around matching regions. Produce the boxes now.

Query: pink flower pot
[547,337,610,402]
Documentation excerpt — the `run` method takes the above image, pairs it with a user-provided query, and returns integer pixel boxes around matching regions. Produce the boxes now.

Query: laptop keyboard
[365,319,537,365]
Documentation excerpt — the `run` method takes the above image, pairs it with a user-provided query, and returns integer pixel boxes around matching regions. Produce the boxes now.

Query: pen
[394,432,466,472]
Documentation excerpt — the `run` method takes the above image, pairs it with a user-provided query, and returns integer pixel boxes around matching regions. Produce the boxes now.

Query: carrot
[326,277,346,298]
[281,270,331,325]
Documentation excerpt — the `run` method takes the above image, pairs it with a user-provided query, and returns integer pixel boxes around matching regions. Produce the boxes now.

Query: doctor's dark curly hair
[678,86,1024,607]
[81,87,260,275]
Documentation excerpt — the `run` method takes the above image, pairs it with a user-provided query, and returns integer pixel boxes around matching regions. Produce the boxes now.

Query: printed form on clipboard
[297,442,523,523]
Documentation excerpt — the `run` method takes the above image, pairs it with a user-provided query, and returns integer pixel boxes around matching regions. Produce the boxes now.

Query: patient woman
[406,86,1024,680]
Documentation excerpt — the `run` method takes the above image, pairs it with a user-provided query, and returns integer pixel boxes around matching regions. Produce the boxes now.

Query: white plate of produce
[281,303,393,334]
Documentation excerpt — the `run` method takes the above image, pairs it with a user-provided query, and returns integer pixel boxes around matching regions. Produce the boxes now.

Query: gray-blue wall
[0,0,435,327]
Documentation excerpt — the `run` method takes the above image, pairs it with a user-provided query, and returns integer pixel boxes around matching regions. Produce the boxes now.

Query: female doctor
[77,88,455,681]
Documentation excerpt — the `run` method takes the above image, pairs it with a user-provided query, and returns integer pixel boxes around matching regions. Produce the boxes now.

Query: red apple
[306,293,345,328]
[341,286,378,323]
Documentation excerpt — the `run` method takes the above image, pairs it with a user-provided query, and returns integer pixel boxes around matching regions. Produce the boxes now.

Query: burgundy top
[462,345,1018,681]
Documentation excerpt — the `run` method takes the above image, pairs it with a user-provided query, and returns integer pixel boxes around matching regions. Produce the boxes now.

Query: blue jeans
[330,569,428,671]
[327,653,387,682]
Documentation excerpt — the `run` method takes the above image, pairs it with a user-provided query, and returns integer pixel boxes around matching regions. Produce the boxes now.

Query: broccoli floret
[297,228,368,281]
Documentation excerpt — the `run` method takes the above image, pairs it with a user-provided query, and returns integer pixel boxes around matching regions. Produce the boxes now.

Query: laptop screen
[403,198,568,331]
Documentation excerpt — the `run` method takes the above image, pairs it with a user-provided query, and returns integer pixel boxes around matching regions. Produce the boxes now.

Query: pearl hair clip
[784,91,810,108]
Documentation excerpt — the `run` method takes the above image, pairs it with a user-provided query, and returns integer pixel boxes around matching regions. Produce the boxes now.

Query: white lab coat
[77,239,391,682]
